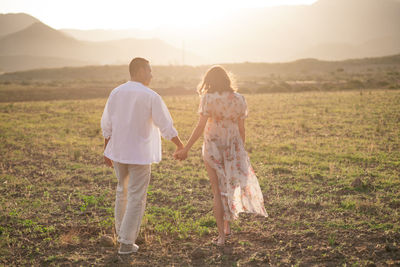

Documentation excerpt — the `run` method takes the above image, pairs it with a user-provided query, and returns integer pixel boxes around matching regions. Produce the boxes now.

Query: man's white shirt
[101,81,178,164]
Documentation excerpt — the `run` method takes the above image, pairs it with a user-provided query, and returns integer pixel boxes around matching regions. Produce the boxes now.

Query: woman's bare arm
[174,115,208,159]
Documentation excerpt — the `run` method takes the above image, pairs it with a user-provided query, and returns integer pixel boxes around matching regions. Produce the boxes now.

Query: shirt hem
[104,153,161,165]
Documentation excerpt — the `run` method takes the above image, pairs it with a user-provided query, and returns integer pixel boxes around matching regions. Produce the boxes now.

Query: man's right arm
[151,94,179,139]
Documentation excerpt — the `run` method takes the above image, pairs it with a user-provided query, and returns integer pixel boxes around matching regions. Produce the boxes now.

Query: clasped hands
[104,145,189,167]
[174,146,188,161]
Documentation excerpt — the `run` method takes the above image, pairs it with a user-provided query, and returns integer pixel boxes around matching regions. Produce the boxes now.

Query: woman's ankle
[224,222,231,235]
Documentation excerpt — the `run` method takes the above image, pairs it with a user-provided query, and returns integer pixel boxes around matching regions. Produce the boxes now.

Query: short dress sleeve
[239,94,248,119]
[198,94,211,116]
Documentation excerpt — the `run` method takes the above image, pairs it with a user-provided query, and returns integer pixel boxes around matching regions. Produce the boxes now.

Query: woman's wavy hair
[197,65,237,95]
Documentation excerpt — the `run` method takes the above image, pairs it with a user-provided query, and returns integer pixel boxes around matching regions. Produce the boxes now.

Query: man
[101,57,183,254]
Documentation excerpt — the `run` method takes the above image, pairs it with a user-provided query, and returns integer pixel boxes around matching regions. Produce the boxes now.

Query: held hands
[173,147,188,161]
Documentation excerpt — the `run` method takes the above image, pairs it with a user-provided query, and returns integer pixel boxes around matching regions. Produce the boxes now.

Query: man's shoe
[118,243,139,255]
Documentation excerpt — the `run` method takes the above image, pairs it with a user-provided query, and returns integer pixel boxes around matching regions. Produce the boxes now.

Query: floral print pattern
[199,92,268,221]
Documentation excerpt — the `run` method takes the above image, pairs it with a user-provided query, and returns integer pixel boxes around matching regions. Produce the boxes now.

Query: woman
[174,66,267,246]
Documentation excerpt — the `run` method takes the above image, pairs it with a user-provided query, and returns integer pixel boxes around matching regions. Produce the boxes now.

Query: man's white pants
[113,162,151,245]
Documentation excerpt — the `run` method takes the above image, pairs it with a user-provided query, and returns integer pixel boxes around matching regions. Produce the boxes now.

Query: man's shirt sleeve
[151,94,178,140]
[101,98,112,139]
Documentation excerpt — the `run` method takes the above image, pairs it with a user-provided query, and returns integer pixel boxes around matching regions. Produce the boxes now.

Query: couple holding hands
[101,57,267,255]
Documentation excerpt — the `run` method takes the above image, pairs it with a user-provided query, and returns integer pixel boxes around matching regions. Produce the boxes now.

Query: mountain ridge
[0,13,39,37]
[0,20,200,71]
[0,0,399,70]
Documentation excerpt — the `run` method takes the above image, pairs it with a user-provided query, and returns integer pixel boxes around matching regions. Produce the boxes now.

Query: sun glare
[1,0,318,30]
[114,0,319,30]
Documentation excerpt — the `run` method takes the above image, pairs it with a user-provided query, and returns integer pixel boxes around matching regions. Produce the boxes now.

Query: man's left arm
[151,94,183,150]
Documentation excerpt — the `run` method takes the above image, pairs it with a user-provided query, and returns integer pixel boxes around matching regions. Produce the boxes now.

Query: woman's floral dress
[199,91,268,221]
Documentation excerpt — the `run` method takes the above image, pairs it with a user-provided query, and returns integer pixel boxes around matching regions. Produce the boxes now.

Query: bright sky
[0,0,318,30]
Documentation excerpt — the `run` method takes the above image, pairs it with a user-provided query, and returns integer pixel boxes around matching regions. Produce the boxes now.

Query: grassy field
[1,90,400,266]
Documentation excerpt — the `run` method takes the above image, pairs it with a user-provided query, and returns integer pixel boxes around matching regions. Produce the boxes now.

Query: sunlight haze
[0,0,399,66]
[0,0,318,30]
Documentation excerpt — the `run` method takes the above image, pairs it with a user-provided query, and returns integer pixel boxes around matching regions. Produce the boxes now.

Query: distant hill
[290,0,400,60]
[203,0,400,62]
[0,54,398,101]
[61,28,149,42]
[1,53,399,82]
[60,0,400,63]
[0,13,39,37]
[297,35,400,61]
[0,55,93,73]
[0,22,87,58]
[0,18,201,72]
[1,0,399,70]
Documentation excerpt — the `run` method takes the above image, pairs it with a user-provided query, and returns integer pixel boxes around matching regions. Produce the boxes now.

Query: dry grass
[0,90,399,266]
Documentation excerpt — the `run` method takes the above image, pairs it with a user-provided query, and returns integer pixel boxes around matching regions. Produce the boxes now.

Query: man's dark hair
[129,57,149,77]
